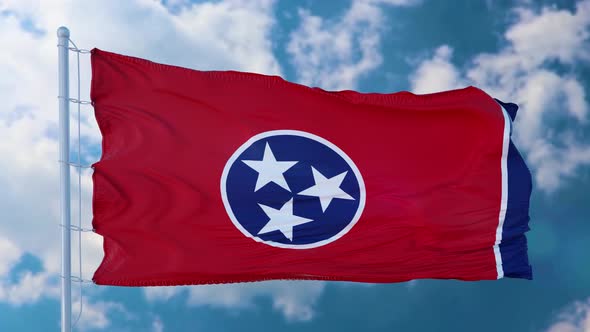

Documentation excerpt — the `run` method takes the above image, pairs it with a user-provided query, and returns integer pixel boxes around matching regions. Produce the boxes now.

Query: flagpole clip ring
[59,224,95,233]
[58,160,93,169]
[57,96,93,106]
[60,275,94,284]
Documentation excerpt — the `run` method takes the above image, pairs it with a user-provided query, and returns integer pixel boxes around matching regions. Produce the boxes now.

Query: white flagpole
[57,26,72,332]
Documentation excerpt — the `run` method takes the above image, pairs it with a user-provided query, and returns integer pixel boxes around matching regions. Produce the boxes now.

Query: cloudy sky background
[0,0,589,331]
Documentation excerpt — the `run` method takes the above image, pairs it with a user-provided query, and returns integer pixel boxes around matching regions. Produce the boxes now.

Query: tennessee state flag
[90,49,532,286]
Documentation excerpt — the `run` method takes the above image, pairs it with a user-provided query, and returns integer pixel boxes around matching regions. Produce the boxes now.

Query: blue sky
[0,0,589,331]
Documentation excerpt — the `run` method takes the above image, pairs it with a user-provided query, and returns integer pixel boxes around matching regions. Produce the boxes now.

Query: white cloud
[545,298,590,332]
[506,3,590,65]
[152,316,165,332]
[72,298,130,331]
[0,237,21,276]
[411,45,463,94]
[288,0,417,90]
[145,280,326,322]
[409,0,590,192]
[0,271,59,306]
[0,235,59,306]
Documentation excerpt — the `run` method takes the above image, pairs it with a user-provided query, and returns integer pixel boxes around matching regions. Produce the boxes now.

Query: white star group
[242,143,355,241]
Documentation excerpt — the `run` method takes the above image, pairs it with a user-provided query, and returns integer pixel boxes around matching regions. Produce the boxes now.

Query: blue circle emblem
[221,130,366,249]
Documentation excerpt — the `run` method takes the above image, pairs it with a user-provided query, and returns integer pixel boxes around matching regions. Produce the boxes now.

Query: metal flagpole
[57,26,72,332]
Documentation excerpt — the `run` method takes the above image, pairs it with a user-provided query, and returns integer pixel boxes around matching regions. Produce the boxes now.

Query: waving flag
[90,49,532,286]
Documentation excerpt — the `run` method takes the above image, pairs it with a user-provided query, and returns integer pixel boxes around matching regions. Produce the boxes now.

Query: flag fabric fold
[90,48,532,286]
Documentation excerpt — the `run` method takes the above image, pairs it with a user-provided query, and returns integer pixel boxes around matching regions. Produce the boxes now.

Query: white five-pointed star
[298,167,355,212]
[257,199,313,241]
[242,143,298,192]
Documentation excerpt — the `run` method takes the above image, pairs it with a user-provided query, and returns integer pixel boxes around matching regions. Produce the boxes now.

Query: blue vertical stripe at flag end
[495,98,519,121]
[496,99,533,280]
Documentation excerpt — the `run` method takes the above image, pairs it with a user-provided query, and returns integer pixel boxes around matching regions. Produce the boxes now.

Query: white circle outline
[220,130,366,249]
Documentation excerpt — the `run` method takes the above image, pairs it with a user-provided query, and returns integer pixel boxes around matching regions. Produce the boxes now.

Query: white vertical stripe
[494,105,510,279]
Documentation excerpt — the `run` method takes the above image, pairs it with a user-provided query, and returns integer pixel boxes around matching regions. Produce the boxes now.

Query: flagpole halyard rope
[72,36,84,330]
